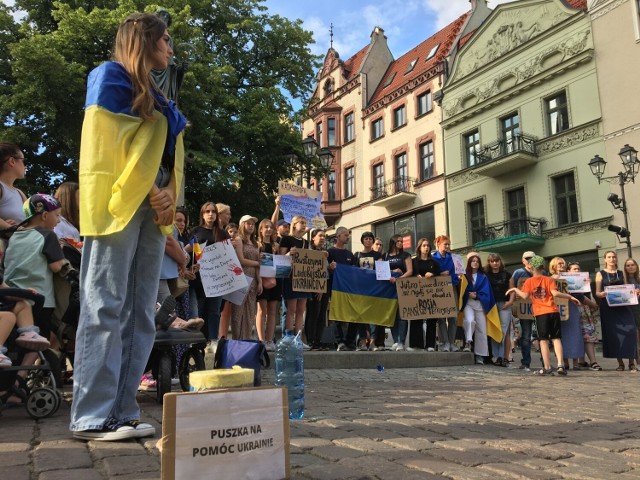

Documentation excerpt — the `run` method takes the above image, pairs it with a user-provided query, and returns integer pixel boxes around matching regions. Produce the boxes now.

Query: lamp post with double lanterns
[287,137,334,189]
[588,144,640,259]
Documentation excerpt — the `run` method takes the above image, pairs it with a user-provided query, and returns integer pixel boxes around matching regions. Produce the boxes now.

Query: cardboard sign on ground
[396,276,457,320]
[161,387,290,480]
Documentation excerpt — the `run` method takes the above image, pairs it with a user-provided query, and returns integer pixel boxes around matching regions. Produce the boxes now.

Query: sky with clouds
[264,0,513,61]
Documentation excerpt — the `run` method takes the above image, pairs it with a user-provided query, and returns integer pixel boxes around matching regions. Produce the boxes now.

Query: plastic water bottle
[275,330,304,419]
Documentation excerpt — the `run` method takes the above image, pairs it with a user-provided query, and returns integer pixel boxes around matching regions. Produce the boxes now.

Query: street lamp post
[589,144,640,259]
[289,137,334,188]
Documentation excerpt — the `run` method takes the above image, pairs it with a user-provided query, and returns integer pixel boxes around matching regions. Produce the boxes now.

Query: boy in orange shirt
[506,256,581,376]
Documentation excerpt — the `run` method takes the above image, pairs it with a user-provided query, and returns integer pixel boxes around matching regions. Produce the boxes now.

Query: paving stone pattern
[1,356,639,479]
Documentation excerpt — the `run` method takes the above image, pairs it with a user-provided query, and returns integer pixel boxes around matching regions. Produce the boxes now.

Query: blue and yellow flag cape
[79,62,186,237]
[458,273,503,343]
[329,264,398,327]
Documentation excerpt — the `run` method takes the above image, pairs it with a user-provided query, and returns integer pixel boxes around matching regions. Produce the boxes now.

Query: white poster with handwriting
[199,240,248,298]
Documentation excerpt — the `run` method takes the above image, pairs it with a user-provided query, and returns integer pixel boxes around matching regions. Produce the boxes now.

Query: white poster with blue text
[278,181,327,229]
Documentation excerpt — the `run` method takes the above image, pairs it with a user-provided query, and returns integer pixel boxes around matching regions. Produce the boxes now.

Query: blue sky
[264,0,491,60]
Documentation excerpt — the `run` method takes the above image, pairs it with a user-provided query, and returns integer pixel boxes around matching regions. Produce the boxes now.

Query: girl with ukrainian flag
[71,12,186,441]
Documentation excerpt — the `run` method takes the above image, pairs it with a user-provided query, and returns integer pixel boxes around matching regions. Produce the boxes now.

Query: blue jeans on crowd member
[519,318,533,367]
[197,292,222,341]
[391,313,407,345]
[70,201,164,432]
[491,302,513,360]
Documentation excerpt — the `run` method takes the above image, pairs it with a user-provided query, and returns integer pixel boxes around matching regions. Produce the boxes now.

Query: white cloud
[422,0,516,29]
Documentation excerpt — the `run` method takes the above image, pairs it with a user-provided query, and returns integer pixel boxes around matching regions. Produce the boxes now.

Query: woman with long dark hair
[460,253,494,364]
[484,253,514,366]
[385,234,413,351]
[408,238,440,351]
[256,219,280,350]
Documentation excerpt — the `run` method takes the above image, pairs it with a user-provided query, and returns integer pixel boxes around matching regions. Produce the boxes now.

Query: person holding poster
[432,235,460,352]
[507,256,581,376]
[549,257,584,370]
[407,238,441,352]
[256,219,280,351]
[191,202,230,343]
[595,251,638,371]
[279,215,311,337]
[567,262,601,370]
[623,258,640,362]
[485,253,515,367]
[385,234,413,351]
[230,215,262,340]
[305,229,330,350]
[70,12,186,440]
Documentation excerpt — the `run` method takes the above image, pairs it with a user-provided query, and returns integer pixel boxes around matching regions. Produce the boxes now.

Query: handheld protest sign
[396,276,457,320]
[291,248,327,293]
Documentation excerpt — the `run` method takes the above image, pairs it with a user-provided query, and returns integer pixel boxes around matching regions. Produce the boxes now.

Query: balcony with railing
[370,176,417,208]
[474,133,538,177]
[473,217,546,253]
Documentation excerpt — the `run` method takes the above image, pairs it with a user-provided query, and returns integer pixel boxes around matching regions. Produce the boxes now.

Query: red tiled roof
[342,44,369,80]
[458,31,474,49]
[563,0,587,9]
[368,12,470,105]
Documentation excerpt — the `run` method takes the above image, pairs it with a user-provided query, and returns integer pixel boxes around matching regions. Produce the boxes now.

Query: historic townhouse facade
[302,0,491,252]
[589,0,640,260]
[441,0,612,272]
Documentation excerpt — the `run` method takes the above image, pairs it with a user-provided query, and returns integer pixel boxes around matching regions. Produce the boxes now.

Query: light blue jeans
[70,201,164,431]
[491,302,513,360]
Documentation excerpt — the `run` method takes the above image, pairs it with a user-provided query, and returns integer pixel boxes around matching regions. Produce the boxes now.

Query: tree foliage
[0,0,320,221]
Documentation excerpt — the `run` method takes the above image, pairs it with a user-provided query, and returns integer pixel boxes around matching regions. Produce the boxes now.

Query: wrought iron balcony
[473,217,546,253]
[370,176,417,207]
[474,133,538,177]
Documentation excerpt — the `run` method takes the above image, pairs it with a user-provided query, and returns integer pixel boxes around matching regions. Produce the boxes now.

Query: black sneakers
[73,420,155,441]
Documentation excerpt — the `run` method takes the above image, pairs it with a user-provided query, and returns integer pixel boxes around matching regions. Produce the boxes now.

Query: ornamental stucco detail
[444,30,591,118]
[537,122,601,156]
[447,169,481,189]
[455,5,571,79]
[543,218,611,239]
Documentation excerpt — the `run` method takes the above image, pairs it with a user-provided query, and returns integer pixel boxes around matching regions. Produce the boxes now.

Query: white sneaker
[427,347,435,352]
[450,343,460,352]
[405,347,417,352]
[393,343,405,351]
[264,341,276,352]
[442,342,451,352]
[301,342,311,351]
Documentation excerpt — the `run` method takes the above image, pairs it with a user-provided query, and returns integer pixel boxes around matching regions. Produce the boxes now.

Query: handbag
[261,276,277,290]
[168,276,189,298]
[213,338,270,386]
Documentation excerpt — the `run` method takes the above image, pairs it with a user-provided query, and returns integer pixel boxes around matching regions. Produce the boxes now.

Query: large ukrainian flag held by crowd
[329,264,397,326]
[458,274,503,343]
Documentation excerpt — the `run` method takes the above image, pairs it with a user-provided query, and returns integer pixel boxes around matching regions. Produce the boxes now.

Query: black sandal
[556,366,567,376]
[589,362,602,371]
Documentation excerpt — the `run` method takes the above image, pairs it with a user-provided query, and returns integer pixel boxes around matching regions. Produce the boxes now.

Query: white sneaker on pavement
[442,342,451,352]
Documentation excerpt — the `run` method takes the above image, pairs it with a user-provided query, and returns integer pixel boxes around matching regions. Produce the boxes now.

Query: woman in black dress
[594,250,638,371]
[407,238,440,351]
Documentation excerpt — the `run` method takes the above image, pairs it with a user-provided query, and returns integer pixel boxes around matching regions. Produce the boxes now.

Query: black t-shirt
[328,247,354,266]
[386,251,411,273]
[412,257,441,277]
[192,225,229,246]
[279,235,308,252]
[354,250,381,269]
[486,270,512,302]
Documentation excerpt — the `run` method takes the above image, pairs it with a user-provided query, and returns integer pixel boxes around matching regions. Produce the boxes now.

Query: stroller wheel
[179,346,205,392]
[26,387,60,419]
[156,353,172,404]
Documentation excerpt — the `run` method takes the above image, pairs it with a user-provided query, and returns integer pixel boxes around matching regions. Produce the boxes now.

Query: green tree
[0,0,319,221]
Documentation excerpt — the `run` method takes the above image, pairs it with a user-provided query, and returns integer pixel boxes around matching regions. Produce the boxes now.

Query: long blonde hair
[113,13,167,121]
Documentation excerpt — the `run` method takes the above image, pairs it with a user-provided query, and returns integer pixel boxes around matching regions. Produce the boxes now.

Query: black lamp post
[289,137,334,188]
[589,144,640,258]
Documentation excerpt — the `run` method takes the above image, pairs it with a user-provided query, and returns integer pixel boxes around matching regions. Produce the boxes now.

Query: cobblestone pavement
[2,355,639,479]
